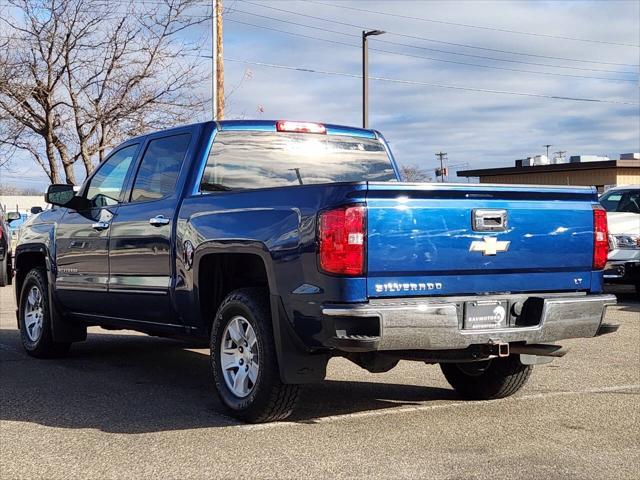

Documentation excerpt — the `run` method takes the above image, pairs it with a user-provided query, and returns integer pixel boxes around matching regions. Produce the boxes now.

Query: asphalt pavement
[1,285,638,479]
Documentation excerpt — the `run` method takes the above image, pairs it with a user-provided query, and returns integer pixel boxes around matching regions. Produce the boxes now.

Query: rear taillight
[318,206,366,276]
[593,207,608,270]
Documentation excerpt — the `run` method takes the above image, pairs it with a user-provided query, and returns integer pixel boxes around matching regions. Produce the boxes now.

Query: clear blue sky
[2,0,639,188]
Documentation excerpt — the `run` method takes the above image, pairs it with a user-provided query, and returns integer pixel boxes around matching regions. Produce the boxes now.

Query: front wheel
[210,288,299,423]
[19,268,70,358]
[440,355,532,400]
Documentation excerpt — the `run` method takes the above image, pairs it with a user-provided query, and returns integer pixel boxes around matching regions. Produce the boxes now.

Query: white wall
[0,195,46,214]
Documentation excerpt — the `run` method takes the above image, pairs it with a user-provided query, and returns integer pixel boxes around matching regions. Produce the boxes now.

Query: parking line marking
[238,383,640,431]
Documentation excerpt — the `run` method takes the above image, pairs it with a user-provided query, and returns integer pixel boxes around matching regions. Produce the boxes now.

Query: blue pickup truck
[14,120,617,422]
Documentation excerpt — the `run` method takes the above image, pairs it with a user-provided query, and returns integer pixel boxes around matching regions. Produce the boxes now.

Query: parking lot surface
[1,285,638,479]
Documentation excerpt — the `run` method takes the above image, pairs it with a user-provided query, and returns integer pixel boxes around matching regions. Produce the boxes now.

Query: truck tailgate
[366,183,598,297]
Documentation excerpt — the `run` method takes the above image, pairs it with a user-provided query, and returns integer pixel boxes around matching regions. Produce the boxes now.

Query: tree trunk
[53,135,76,185]
[44,133,61,184]
[80,145,94,177]
[61,161,76,185]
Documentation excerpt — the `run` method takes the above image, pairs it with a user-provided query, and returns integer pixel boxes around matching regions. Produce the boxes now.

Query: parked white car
[599,185,640,294]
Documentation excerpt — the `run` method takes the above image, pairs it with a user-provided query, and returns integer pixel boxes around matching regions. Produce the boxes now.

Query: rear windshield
[200,130,397,191]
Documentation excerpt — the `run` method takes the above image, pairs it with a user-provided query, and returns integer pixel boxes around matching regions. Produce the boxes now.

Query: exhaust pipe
[509,344,568,358]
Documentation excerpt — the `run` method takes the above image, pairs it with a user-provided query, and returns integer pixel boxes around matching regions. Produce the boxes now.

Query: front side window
[85,144,138,208]
[131,133,192,202]
[200,131,397,191]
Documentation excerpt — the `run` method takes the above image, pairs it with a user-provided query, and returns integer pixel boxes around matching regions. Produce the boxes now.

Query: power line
[224,58,640,106]
[384,32,639,69]
[240,1,639,69]
[239,1,639,68]
[229,8,638,74]
[384,33,639,72]
[224,18,637,83]
[4,0,637,67]
[308,0,640,48]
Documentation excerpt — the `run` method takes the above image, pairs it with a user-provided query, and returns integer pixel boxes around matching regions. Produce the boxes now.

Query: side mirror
[45,184,76,207]
[6,211,21,222]
[30,206,43,214]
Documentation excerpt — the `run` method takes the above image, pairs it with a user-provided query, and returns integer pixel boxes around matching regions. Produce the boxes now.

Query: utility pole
[436,151,448,182]
[554,150,566,163]
[362,29,385,129]
[543,144,552,158]
[212,0,224,120]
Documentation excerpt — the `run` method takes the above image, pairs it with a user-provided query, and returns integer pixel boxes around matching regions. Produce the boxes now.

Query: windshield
[200,130,397,190]
[600,189,640,214]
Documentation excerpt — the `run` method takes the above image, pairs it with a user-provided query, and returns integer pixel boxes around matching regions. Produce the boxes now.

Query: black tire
[0,253,8,287]
[211,288,299,423]
[19,268,71,358]
[440,355,532,400]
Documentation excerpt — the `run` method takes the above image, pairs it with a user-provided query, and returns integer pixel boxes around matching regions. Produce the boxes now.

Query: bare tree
[0,5,73,183]
[0,0,210,184]
[400,165,432,183]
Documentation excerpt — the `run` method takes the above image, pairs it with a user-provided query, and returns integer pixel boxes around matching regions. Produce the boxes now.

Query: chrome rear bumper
[322,294,617,351]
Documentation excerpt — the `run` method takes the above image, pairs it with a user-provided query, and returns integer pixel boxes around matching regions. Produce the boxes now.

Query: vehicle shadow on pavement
[0,329,455,433]
[611,293,640,313]
[605,285,640,312]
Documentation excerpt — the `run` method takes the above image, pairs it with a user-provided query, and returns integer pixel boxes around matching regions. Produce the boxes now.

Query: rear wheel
[210,288,299,423]
[19,268,70,357]
[440,355,532,400]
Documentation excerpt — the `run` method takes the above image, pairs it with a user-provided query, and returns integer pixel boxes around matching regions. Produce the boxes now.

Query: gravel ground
[1,285,638,479]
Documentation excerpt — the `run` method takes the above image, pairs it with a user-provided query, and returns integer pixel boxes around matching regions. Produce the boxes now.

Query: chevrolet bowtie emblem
[469,237,510,256]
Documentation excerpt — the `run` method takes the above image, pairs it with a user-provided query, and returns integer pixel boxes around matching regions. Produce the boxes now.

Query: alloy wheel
[24,286,44,342]
[220,315,259,398]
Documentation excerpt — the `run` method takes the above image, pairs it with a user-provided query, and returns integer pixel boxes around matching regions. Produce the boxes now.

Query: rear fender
[192,241,326,383]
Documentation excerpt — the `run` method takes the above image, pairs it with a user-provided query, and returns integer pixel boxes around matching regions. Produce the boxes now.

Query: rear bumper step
[322,294,616,352]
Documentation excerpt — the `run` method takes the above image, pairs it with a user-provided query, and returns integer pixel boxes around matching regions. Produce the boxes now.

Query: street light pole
[362,29,385,129]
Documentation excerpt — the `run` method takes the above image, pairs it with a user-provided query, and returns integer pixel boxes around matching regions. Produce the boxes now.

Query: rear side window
[200,131,396,191]
[131,133,191,202]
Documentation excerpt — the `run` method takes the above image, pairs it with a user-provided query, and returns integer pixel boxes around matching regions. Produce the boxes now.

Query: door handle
[91,221,110,231]
[149,215,171,227]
